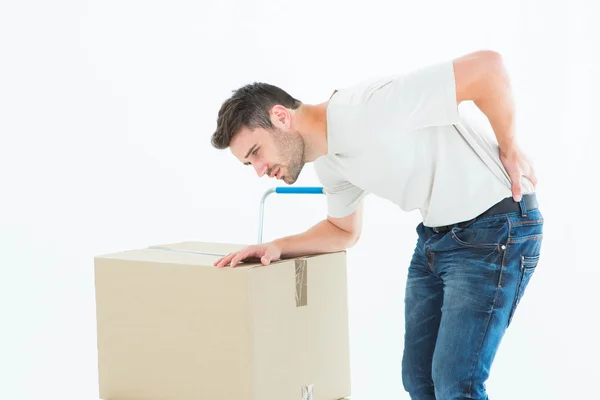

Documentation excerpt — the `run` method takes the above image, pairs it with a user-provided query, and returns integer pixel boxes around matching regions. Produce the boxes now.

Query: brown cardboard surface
[94,241,351,400]
[250,253,351,400]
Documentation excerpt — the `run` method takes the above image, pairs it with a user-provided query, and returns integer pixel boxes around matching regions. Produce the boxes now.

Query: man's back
[316,60,534,226]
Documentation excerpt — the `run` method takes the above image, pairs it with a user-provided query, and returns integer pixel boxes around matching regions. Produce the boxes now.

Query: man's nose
[254,162,268,177]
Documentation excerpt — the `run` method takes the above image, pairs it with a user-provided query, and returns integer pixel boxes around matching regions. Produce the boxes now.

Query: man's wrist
[499,140,518,158]
[271,237,286,255]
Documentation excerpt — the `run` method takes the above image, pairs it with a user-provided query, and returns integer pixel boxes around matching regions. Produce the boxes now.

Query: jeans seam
[510,219,544,226]
[467,244,506,397]
[508,235,543,244]
[450,231,499,249]
[508,259,525,327]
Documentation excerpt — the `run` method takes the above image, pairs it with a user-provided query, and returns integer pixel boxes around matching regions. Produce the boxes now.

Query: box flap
[152,241,248,255]
[95,242,345,269]
[95,241,259,268]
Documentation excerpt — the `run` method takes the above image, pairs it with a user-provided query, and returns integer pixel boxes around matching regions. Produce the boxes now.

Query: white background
[1,0,598,399]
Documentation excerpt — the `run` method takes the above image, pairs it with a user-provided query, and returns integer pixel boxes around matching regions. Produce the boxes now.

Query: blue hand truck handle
[275,187,324,194]
[258,187,324,243]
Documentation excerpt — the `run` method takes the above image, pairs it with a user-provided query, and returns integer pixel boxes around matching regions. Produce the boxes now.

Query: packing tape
[301,384,314,400]
[295,259,308,307]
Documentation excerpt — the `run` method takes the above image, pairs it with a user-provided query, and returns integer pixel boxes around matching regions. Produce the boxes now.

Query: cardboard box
[94,241,351,400]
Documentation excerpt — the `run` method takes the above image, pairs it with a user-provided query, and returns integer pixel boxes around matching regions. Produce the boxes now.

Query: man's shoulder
[329,74,396,106]
[313,155,344,183]
[326,76,394,154]
[313,155,334,173]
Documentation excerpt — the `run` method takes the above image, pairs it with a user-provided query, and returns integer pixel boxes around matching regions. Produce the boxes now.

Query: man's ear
[270,105,291,128]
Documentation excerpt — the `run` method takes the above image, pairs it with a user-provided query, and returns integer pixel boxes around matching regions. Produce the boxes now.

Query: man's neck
[293,102,329,162]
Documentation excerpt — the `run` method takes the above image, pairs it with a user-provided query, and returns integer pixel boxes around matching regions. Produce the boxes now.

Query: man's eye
[252,148,259,155]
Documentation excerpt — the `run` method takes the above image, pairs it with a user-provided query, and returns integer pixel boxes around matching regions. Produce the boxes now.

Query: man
[211,50,543,400]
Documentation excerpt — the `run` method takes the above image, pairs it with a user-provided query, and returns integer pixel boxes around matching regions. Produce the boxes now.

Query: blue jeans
[402,197,544,400]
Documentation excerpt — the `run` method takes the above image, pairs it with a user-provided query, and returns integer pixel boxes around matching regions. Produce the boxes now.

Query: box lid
[96,241,264,268]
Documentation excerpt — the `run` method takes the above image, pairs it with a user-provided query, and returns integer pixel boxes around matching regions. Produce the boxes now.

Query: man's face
[230,125,306,185]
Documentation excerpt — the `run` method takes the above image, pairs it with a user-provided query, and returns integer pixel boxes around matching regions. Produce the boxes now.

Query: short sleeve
[313,158,367,219]
[365,60,460,131]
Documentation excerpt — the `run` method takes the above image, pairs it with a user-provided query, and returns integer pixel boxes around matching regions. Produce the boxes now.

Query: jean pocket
[450,218,507,249]
[508,210,544,244]
[508,254,540,326]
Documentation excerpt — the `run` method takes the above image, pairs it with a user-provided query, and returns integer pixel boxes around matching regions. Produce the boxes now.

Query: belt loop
[518,195,527,217]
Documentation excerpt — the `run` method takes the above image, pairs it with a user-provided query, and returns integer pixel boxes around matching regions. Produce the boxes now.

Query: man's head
[211,82,307,185]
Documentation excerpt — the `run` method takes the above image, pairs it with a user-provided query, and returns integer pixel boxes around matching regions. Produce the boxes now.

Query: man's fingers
[214,254,225,267]
[214,255,226,266]
[229,254,242,268]
[527,167,538,188]
[261,255,271,265]
[215,246,270,268]
[511,173,522,202]
[524,173,537,189]
[216,253,236,268]
[231,250,253,268]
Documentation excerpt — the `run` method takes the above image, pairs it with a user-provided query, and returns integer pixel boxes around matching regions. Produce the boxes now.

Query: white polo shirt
[314,60,534,227]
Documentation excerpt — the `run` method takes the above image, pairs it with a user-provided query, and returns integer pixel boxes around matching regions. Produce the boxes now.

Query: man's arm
[273,202,364,258]
[453,50,515,152]
[215,202,363,268]
[453,50,537,200]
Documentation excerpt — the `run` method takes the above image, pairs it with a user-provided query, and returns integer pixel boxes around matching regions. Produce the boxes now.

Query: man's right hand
[214,242,282,268]
[214,211,364,269]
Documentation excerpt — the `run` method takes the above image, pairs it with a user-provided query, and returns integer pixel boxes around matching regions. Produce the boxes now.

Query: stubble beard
[272,128,306,185]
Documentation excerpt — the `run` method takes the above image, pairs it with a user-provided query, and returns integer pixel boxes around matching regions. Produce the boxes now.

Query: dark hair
[211,82,302,149]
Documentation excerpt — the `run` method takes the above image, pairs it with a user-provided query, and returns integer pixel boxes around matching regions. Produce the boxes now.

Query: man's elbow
[478,50,507,80]
[346,232,361,248]
[477,49,503,62]
[455,49,508,104]
[477,50,511,95]
[464,49,504,70]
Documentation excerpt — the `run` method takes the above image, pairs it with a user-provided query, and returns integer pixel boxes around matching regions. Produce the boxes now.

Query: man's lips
[269,167,280,178]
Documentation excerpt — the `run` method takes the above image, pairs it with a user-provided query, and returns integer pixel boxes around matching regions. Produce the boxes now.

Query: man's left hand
[500,145,538,202]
